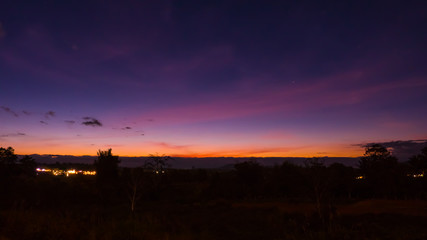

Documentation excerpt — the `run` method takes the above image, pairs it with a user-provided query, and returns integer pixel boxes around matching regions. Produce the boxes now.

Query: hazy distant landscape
[24,139,427,168]
[27,154,361,168]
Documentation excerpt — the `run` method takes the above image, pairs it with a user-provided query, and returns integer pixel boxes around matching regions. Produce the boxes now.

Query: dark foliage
[95,148,120,184]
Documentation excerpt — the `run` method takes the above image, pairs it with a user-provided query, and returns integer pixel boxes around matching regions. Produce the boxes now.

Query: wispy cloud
[22,110,32,116]
[44,111,56,119]
[0,106,19,117]
[65,120,76,125]
[131,68,427,127]
[154,142,192,150]
[105,144,124,148]
[172,146,299,158]
[0,132,26,137]
[356,139,427,160]
[356,140,427,148]
[226,146,295,156]
[81,117,102,127]
[121,126,132,130]
[136,130,145,135]
[40,121,48,125]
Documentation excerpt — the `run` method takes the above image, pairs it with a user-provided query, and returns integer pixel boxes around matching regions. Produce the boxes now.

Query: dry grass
[233,199,427,216]
[338,199,427,216]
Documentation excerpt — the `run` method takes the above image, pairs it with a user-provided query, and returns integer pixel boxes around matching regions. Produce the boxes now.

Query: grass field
[2,199,427,240]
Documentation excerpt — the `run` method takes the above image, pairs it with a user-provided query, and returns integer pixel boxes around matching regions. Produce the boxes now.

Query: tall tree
[359,144,398,176]
[0,147,18,166]
[304,157,333,223]
[0,147,18,176]
[359,144,399,198]
[234,159,263,187]
[125,167,144,213]
[144,154,172,173]
[408,146,427,174]
[19,155,37,177]
[143,154,172,200]
[95,149,120,184]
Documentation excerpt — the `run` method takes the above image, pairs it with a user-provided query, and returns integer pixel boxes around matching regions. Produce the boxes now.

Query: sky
[1,0,427,158]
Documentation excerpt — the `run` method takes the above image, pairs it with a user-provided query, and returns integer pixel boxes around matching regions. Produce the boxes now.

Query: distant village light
[35,168,96,176]
[407,172,424,178]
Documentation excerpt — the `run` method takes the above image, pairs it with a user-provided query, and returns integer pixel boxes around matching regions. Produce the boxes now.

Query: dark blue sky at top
[1,1,425,92]
[0,0,426,157]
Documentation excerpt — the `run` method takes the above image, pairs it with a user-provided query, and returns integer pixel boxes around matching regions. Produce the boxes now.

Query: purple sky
[1,0,426,158]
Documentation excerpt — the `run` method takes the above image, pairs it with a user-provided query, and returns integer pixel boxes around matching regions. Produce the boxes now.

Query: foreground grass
[1,200,427,240]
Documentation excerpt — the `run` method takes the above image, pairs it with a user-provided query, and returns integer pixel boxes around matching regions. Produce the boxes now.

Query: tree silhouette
[143,154,172,200]
[144,154,172,174]
[0,147,38,178]
[408,146,427,175]
[304,157,333,223]
[407,146,427,198]
[0,147,18,176]
[234,159,264,198]
[125,167,144,213]
[234,159,263,187]
[359,144,398,176]
[0,146,18,165]
[95,149,120,185]
[359,144,399,198]
[271,161,304,198]
[19,155,37,177]
[328,163,355,199]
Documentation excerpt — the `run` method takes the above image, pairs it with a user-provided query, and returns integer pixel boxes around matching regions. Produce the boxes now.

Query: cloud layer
[358,140,427,160]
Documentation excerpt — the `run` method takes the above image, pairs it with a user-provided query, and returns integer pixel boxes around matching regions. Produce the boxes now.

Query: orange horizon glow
[10,143,365,158]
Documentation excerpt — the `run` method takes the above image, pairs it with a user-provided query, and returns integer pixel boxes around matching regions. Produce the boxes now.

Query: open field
[234,199,427,216]
[2,199,427,240]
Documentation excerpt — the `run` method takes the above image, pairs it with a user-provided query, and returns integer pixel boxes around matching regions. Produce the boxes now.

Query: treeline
[1,145,427,240]
[114,144,427,214]
[1,144,427,208]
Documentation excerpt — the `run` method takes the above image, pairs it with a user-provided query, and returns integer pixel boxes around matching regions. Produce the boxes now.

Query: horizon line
[18,153,362,158]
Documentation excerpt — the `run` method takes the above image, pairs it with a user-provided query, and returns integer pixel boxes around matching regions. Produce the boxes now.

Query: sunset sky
[1,1,426,158]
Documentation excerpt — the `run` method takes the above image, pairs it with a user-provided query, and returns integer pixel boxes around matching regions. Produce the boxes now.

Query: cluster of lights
[356,173,425,180]
[36,168,96,176]
[407,173,424,178]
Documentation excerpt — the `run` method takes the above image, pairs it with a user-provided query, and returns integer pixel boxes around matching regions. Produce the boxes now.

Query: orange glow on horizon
[11,142,364,158]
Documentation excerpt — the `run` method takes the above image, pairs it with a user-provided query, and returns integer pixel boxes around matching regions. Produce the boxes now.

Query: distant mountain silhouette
[22,155,360,168]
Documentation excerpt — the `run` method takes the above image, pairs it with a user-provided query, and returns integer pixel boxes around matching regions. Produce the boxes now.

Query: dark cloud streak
[357,140,427,161]
[81,117,102,127]
[0,132,26,137]
[45,111,56,119]
[1,106,19,117]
